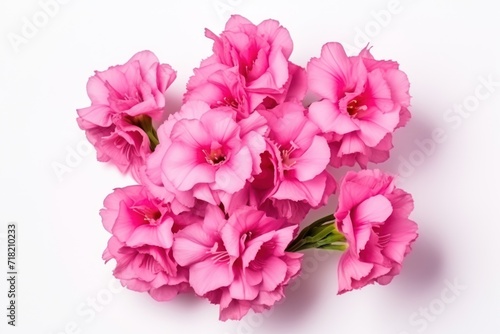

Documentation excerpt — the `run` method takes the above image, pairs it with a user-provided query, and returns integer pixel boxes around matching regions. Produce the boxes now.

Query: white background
[1,0,499,333]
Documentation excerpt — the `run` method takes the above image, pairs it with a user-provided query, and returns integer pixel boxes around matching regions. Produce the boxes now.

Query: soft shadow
[158,85,185,124]
[377,109,441,175]
[391,230,445,295]
[264,250,340,324]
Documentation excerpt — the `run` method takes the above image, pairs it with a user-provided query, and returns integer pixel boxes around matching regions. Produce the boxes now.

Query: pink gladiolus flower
[260,102,335,208]
[172,205,302,321]
[86,119,152,178]
[138,100,220,213]
[307,42,411,167]
[103,238,190,301]
[160,105,266,197]
[101,185,190,301]
[184,69,252,120]
[77,50,176,176]
[187,15,307,110]
[334,169,418,294]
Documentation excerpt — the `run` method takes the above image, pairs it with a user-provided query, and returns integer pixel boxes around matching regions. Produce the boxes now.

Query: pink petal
[110,201,143,242]
[257,18,293,58]
[189,259,234,296]
[273,174,327,207]
[126,221,173,249]
[229,273,260,300]
[385,69,411,107]
[354,195,393,224]
[293,135,330,182]
[337,252,373,294]
[214,146,252,193]
[219,300,252,321]
[260,257,287,291]
[76,105,113,128]
[172,226,214,266]
[308,100,359,134]
[307,42,351,101]
[170,119,211,148]
[149,285,181,301]
[225,14,253,30]
[338,133,367,155]
[200,110,239,144]
[163,143,214,191]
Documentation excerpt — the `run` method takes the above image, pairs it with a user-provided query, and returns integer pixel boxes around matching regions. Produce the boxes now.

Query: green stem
[146,127,159,151]
[287,214,335,250]
[286,214,348,253]
[130,115,160,151]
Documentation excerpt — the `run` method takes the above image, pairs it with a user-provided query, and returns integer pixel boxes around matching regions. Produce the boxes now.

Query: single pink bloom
[307,42,411,167]
[100,185,174,248]
[103,237,189,301]
[334,169,418,294]
[77,50,176,176]
[260,102,335,208]
[172,205,302,321]
[187,15,306,111]
[78,50,176,121]
[85,119,151,179]
[139,101,223,213]
[160,106,265,197]
[184,69,252,120]
[100,185,190,300]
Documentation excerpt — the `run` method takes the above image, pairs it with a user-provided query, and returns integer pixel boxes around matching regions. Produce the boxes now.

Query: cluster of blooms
[77,15,418,321]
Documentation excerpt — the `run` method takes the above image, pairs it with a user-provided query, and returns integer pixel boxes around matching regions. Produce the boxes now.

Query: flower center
[146,211,162,223]
[346,98,367,117]
[204,147,227,166]
[223,96,239,109]
[209,242,230,263]
[280,142,298,170]
[132,206,162,225]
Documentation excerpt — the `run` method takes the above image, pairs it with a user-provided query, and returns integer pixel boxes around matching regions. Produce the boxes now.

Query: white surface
[1,0,499,333]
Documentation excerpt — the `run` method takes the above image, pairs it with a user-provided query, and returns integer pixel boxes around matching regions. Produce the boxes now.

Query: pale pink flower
[77,50,176,175]
[334,169,418,294]
[172,205,302,321]
[307,42,411,167]
[100,185,190,300]
[187,15,307,111]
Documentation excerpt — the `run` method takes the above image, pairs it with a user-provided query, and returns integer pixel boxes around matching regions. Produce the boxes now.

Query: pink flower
[260,102,335,208]
[172,205,302,321]
[86,119,152,178]
[334,169,418,294]
[101,185,190,301]
[103,238,189,301]
[307,43,411,167]
[160,105,266,197]
[78,50,176,121]
[77,50,176,175]
[187,15,307,110]
[184,69,252,120]
[137,101,217,213]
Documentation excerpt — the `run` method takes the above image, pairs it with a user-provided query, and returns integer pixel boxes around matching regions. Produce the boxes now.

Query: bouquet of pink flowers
[77,15,418,321]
